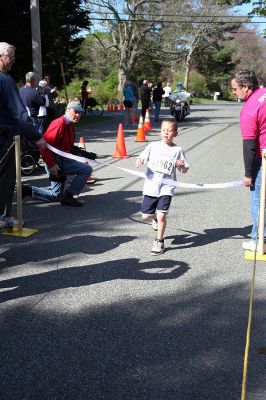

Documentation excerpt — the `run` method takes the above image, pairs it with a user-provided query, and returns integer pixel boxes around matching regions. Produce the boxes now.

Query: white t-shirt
[138,141,189,197]
[163,85,171,97]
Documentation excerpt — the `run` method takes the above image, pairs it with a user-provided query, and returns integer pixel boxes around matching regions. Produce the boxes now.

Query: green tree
[86,0,163,93]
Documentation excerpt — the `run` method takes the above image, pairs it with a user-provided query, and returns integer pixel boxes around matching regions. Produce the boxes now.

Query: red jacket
[41,115,75,168]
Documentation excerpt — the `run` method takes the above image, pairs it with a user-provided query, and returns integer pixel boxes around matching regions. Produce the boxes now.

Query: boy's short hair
[161,118,178,131]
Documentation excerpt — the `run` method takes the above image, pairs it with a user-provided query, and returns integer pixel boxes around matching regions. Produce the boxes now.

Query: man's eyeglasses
[231,84,248,92]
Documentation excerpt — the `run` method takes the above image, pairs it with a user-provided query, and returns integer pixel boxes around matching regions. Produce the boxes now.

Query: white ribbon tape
[47,144,91,164]
[46,143,243,190]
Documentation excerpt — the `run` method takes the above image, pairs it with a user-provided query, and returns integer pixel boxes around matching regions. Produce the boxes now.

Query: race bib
[149,156,175,175]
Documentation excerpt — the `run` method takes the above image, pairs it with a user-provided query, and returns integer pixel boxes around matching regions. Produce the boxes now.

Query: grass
[191,97,214,104]
[76,115,113,127]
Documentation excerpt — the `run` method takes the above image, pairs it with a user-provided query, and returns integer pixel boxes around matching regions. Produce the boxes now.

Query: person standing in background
[152,82,165,122]
[140,79,151,119]
[37,80,49,134]
[163,82,171,107]
[19,72,46,133]
[43,74,58,125]
[128,80,139,117]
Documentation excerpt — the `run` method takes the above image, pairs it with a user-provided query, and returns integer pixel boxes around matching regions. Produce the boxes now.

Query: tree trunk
[184,52,192,90]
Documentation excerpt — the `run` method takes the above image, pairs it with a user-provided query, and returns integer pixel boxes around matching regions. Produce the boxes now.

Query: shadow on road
[0,259,189,303]
[167,225,251,249]
[1,281,264,400]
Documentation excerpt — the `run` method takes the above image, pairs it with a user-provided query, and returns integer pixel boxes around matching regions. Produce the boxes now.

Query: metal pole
[15,136,24,230]
[30,0,42,82]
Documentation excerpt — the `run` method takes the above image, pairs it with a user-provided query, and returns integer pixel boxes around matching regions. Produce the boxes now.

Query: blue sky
[233,3,266,35]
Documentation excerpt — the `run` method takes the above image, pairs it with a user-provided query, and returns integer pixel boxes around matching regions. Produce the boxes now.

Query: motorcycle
[169,92,190,122]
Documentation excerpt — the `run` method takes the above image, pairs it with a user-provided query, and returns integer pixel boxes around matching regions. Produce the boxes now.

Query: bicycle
[83,97,104,117]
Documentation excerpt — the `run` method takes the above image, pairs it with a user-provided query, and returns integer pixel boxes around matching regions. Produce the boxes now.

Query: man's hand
[243,176,253,187]
[49,164,60,178]
[36,137,47,150]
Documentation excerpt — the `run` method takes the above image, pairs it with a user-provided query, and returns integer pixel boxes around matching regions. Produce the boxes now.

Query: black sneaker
[61,192,83,207]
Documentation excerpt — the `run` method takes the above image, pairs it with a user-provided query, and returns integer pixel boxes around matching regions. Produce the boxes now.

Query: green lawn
[77,115,113,127]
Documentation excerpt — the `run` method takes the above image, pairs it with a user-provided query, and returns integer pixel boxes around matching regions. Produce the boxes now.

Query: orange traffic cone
[107,104,111,112]
[135,115,147,142]
[112,123,129,158]
[114,105,118,112]
[79,136,86,149]
[144,108,152,132]
[110,105,114,112]
[119,103,124,111]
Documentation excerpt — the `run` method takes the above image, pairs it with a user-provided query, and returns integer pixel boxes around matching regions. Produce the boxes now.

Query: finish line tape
[46,144,243,190]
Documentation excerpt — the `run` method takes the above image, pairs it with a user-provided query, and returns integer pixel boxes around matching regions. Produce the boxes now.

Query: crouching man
[23,101,95,207]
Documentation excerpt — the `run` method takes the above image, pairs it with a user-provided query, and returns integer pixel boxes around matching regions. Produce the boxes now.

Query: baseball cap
[66,101,83,112]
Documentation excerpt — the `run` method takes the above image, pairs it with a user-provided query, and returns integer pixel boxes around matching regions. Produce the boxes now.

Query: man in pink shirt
[231,70,266,252]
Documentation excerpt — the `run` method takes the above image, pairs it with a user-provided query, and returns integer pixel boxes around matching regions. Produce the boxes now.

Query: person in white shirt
[136,118,189,255]
[163,82,172,106]
[37,80,49,134]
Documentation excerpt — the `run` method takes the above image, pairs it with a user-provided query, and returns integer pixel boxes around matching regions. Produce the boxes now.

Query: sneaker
[152,219,158,231]
[150,239,165,255]
[61,191,83,207]
[242,240,264,253]
[61,197,83,207]
[0,217,18,228]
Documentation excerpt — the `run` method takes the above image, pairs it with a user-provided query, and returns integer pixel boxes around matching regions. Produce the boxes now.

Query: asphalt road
[1,102,266,400]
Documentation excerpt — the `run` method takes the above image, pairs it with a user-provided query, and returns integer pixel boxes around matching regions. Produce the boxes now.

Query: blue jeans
[250,158,266,240]
[154,101,161,121]
[32,156,93,202]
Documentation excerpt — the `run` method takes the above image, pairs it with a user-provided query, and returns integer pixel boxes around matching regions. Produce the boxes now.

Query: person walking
[136,118,189,255]
[152,82,165,122]
[0,42,46,229]
[123,82,135,127]
[128,80,139,117]
[140,80,151,119]
[231,70,266,251]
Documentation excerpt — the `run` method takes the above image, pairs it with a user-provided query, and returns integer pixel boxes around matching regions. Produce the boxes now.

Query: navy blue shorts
[141,195,172,215]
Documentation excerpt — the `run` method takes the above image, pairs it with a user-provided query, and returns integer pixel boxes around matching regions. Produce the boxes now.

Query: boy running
[136,119,189,255]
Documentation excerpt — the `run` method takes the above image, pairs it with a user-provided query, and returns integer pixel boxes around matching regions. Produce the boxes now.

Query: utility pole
[30,0,42,83]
